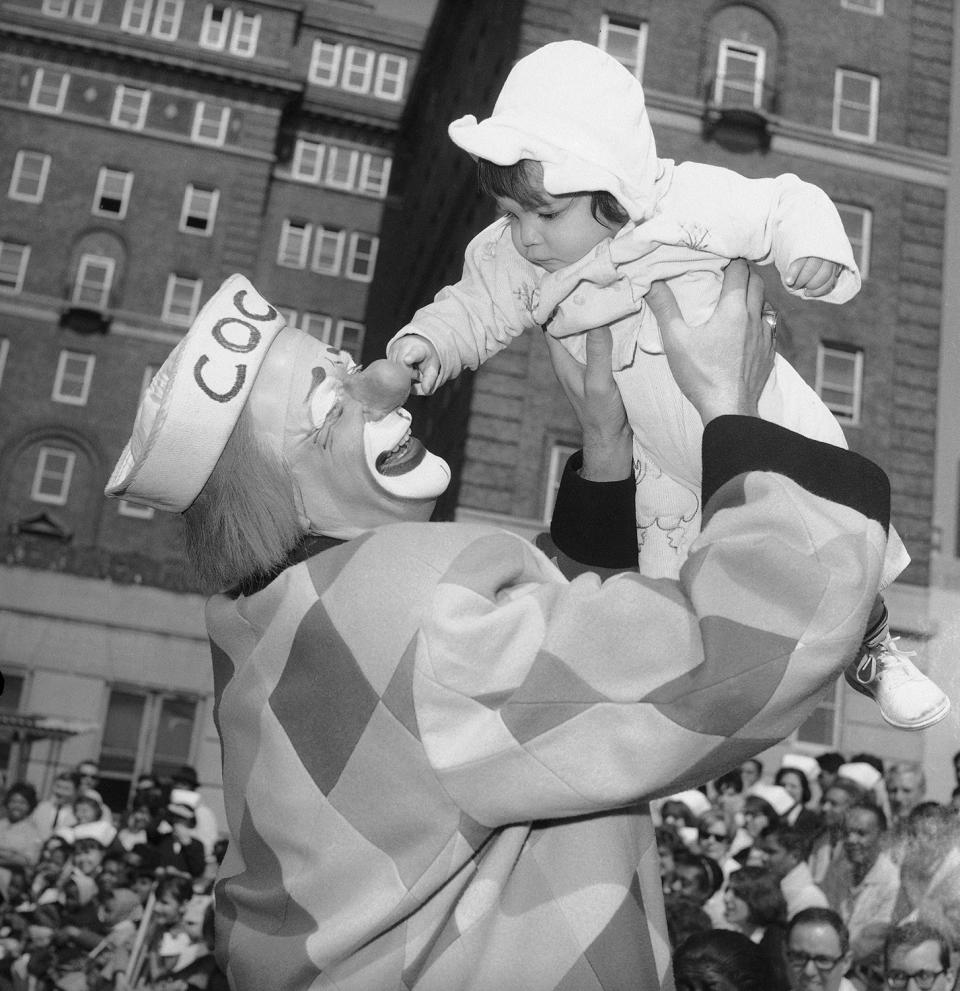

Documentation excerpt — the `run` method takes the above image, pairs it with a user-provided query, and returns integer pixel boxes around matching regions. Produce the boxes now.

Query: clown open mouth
[376,432,427,475]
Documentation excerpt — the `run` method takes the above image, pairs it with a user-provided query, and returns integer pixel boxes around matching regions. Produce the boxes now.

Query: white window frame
[277,220,311,269]
[292,139,324,183]
[32,447,76,506]
[836,204,872,280]
[324,147,359,190]
[30,68,70,113]
[311,227,345,275]
[373,53,407,100]
[73,0,102,23]
[0,242,30,293]
[162,275,203,326]
[597,15,648,80]
[191,102,230,146]
[334,319,364,362]
[358,152,391,197]
[92,167,133,218]
[841,0,883,13]
[0,338,9,390]
[118,499,155,519]
[230,11,260,57]
[9,151,51,203]
[342,46,375,93]
[121,0,152,33]
[833,69,879,142]
[309,39,342,86]
[543,443,578,522]
[715,40,766,109]
[816,342,863,425]
[179,184,219,236]
[42,0,71,16]
[199,3,230,50]
[300,312,333,341]
[73,254,115,309]
[111,85,150,130]
[152,0,182,39]
[345,232,379,283]
[52,350,96,406]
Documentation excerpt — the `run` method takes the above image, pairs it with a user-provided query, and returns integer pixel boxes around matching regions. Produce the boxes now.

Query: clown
[107,263,890,990]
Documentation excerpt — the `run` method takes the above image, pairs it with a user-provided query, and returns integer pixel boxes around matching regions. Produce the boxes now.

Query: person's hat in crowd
[837,762,882,793]
[104,274,288,513]
[780,753,821,783]
[168,787,200,821]
[172,765,199,789]
[751,782,796,817]
[665,789,712,820]
[69,820,117,848]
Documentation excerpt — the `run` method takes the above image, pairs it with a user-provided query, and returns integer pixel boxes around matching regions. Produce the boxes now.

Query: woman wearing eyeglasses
[696,810,739,928]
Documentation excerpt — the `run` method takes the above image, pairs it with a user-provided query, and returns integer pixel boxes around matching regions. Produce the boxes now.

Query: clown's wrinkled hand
[386,334,441,395]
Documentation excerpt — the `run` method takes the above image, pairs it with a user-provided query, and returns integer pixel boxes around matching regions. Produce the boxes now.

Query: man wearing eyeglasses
[883,921,955,991]
[785,907,855,991]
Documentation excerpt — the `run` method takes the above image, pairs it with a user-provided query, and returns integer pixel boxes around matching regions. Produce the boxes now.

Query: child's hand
[785,256,843,298]
[386,334,441,395]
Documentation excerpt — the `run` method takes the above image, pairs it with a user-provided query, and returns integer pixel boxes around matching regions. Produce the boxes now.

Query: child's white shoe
[845,635,951,730]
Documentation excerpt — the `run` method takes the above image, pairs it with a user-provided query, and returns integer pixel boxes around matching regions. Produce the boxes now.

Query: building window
[98,688,200,811]
[335,319,364,362]
[816,342,862,424]
[312,227,345,275]
[112,86,150,129]
[842,0,883,13]
[301,312,333,341]
[52,350,95,405]
[794,681,841,746]
[151,0,182,39]
[543,443,578,522]
[277,220,311,268]
[32,447,76,505]
[833,69,879,142]
[358,153,391,197]
[73,0,102,22]
[42,0,71,14]
[0,242,30,293]
[93,168,133,218]
[192,103,230,145]
[374,53,408,100]
[179,185,219,235]
[346,233,379,282]
[309,39,342,86]
[231,11,260,56]
[199,3,230,49]
[163,275,202,325]
[118,499,155,519]
[598,15,647,79]
[8,151,51,203]
[0,338,9,390]
[715,40,765,109]
[30,69,70,113]
[324,147,359,190]
[292,140,324,182]
[836,204,872,280]
[73,254,114,309]
[121,0,151,33]
[342,46,375,93]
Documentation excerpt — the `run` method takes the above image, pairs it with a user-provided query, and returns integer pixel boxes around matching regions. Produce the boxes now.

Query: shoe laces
[855,636,916,685]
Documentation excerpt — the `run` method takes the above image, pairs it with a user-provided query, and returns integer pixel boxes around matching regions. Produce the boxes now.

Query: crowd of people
[660,751,960,990]
[0,762,226,990]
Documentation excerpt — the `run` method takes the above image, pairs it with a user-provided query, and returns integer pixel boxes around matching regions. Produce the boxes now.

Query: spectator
[713,770,745,825]
[775,761,823,836]
[674,928,777,991]
[697,810,739,927]
[734,786,793,865]
[821,803,900,970]
[28,835,72,911]
[31,772,79,841]
[817,753,847,798]
[810,777,866,885]
[883,921,955,991]
[886,763,925,831]
[170,765,221,864]
[0,783,42,873]
[130,875,197,987]
[85,886,143,990]
[665,894,713,954]
[143,790,206,880]
[68,820,119,884]
[116,802,155,853]
[666,850,723,910]
[722,865,791,990]
[658,825,688,891]
[785,906,856,991]
[741,759,764,793]
[755,824,828,920]
[74,761,112,822]
[73,794,104,826]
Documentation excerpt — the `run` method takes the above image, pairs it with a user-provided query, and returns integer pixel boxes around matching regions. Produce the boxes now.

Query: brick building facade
[365,0,958,783]
[0,0,422,813]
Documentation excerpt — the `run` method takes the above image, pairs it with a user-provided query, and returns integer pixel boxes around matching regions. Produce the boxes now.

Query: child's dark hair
[477,158,628,229]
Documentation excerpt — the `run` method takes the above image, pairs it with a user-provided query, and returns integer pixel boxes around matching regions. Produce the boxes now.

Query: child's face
[496,178,621,273]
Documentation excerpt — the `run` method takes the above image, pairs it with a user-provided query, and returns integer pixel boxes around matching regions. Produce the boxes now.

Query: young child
[386,39,950,731]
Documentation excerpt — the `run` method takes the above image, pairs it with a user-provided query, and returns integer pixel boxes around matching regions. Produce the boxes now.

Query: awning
[0,713,99,743]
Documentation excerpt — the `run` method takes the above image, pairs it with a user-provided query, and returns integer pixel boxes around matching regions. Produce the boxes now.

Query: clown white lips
[364,407,449,498]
